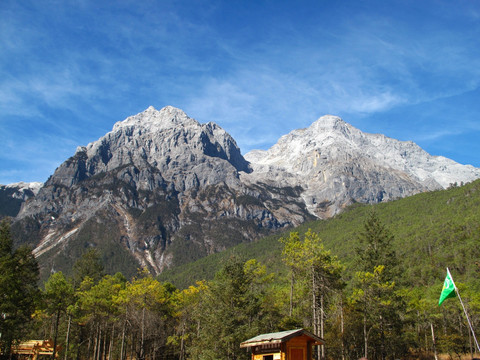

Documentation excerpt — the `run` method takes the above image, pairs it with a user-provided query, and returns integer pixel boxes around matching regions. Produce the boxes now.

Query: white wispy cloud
[415,129,464,142]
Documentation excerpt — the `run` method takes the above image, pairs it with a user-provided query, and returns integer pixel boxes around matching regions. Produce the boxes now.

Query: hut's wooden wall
[251,335,315,360]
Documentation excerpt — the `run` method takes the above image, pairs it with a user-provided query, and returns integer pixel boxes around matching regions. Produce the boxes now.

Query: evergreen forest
[1,179,480,360]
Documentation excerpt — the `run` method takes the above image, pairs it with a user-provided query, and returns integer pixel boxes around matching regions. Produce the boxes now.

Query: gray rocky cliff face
[11,108,480,278]
[42,106,250,190]
[14,106,311,278]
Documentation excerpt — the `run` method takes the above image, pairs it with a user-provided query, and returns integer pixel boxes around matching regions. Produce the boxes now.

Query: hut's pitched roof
[240,328,324,348]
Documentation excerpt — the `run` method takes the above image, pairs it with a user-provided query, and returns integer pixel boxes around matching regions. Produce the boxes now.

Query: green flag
[439,269,456,306]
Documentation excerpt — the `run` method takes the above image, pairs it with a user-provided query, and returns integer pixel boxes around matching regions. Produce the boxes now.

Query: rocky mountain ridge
[10,106,310,278]
[6,106,480,278]
[243,114,480,216]
[0,182,42,219]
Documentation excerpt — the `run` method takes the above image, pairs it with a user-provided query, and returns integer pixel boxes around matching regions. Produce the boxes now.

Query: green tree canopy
[189,256,274,360]
[355,210,398,281]
[43,271,75,359]
[0,219,39,357]
[72,248,105,287]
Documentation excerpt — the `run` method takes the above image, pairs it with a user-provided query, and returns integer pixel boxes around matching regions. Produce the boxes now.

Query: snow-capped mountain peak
[244,114,480,216]
[112,106,198,133]
[6,181,43,195]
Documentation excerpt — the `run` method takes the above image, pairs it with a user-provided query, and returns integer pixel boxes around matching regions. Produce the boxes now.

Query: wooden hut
[240,328,324,360]
[11,340,60,360]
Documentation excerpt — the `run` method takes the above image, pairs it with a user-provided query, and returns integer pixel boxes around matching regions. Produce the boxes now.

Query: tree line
[1,209,480,360]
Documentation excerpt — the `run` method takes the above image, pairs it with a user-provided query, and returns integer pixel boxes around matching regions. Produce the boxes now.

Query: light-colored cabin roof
[240,328,324,348]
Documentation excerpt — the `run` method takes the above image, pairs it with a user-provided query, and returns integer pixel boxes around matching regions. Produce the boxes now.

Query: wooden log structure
[241,329,324,360]
[11,340,60,360]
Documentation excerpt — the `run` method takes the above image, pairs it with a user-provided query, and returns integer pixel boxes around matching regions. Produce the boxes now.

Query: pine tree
[0,219,39,358]
[43,272,75,360]
[280,230,344,360]
[356,209,398,280]
[189,256,272,360]
[72,248,105,287]
[353,211,406,360]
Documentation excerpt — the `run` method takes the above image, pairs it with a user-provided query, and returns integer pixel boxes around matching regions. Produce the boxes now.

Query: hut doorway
[289,347,304,360]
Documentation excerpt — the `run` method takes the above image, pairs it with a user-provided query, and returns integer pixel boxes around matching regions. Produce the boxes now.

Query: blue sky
[1,0,480,184]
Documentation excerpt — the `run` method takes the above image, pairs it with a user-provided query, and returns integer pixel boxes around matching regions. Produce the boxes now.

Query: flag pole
[447,268,480,353]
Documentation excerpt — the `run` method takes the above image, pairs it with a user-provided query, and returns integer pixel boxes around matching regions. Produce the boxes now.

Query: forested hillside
[160,179,480,289]
[155,178,480,358]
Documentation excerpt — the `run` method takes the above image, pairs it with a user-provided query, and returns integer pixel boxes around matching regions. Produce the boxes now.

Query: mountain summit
[9,107,480,278]
[13,106,310,277]
[112,106,198,131]
[48,105,249,189]
[244,114,480,216]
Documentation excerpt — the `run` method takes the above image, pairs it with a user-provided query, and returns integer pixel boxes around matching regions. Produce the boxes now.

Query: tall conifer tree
[0,219,39,358]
